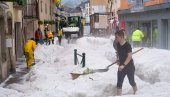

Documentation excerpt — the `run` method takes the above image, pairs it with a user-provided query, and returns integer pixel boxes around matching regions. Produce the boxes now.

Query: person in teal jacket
[131,28,144,47]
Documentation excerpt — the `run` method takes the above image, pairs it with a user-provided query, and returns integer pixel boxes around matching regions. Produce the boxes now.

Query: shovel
[70,47,144,80]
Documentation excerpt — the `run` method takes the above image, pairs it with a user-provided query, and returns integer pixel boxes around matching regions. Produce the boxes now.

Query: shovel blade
[70,73,84,80]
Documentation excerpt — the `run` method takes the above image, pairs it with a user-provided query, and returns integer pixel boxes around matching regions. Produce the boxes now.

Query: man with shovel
[115,30,137,96]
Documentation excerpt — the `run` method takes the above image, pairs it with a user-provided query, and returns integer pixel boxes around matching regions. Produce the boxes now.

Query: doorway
[14,22,23,58]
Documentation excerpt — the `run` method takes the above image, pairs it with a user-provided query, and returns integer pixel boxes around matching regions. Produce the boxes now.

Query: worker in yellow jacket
[57,26,63,45]
[131,28,144,47]
[24,38,37,69]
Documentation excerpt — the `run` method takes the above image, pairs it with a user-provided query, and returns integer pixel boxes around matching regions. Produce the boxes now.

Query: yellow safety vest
[132,30,144,41]
[58,29,63,36]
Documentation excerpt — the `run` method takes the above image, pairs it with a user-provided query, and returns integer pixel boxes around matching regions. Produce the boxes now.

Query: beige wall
[90,0,108,6]
[25,0,55,38]
[90,0,108,14]
[39,0,53,20]
[0,2,23,82]
[38,0,55,32]
[90,0,110,32]
[99,15,107,28]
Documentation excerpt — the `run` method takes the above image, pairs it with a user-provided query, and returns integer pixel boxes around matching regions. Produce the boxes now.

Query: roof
[64,5,74,13]
[77,0,89,9]
[70,7,82,13]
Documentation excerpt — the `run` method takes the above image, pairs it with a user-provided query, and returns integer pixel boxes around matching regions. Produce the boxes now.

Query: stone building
[0,1,24,82]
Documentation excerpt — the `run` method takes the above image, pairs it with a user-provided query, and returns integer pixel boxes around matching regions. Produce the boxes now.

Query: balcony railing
[23,2,39,19]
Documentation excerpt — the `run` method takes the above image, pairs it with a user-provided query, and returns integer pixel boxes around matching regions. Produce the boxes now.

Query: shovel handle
[107,48,144,68]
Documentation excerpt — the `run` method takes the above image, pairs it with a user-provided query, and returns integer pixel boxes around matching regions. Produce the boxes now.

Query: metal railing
[74,49,86,68]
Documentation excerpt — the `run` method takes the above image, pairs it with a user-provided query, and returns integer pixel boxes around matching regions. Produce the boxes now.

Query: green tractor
[63,16,84,39]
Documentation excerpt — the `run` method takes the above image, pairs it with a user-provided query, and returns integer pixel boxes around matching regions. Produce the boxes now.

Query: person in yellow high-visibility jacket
[24,38,37,69]
[131,28,144,47]
[57,27,63,45]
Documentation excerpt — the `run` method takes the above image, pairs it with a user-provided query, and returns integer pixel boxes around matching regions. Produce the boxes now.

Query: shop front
[118,3,170,49]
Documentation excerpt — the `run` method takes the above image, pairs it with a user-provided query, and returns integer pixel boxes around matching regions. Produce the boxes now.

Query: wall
[119,0,129,10]
[90,0,108,14]
[144,0,164,6]
[0,14,6,82]
[119,0,165,10]
[39,0,55,32]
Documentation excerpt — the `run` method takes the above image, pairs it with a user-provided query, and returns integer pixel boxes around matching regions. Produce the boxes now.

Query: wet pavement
[3,57,30,87]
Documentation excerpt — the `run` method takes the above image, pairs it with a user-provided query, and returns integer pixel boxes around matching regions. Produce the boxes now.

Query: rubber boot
[133,86,137,94]
[117,88,122,96]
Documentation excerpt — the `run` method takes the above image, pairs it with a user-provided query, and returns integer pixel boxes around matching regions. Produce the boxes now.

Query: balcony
[13,2,24,10]
[23,2,39,19]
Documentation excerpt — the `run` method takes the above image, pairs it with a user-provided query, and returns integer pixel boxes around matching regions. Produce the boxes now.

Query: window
[136,0,144,5]
[45,3,47,14]
[128,0,144,4]
[128,0,135,4]
[94,14,99,22]
[130,0,144,12]
[41,1,43,12]
[50,2,51,15]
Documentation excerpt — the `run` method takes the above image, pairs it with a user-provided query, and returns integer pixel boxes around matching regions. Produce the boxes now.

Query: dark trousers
[46,38,54,45]
[48,39,54,45]
[117,66,136,89]
[58,36,62,45]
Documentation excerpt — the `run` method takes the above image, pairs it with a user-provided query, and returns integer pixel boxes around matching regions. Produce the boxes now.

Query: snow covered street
[0,36,170,97]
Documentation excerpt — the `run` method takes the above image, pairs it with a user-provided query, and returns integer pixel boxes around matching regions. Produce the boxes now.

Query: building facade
[0,0,56,82]
[90,0,109,36]
[118,0,170,49]
[23,0,55,39]
[107,0,120,33]
[89,0,120,35]
[79,0,90,25]
[0,1,23,82]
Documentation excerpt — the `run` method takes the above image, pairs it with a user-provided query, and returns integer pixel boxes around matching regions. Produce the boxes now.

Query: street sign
[130,0,144,13]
